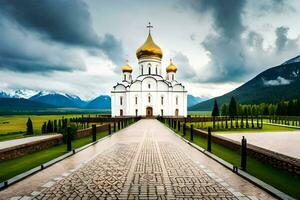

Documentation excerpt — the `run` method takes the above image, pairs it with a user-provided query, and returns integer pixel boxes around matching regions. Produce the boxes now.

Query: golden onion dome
[136,33,163,60]
[166,59,177,73]
[122,61,133,73]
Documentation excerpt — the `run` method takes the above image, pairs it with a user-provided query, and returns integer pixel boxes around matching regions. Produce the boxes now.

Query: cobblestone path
[3,120,273,199]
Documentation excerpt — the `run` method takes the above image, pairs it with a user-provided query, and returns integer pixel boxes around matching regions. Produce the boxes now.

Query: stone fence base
[193,128,300,177]
[0,135,63,161]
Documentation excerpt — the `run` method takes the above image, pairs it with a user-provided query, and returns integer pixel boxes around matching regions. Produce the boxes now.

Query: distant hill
[190,56,300,111]
[187,95,207,107]
[85,95,111,109]
[29,91,87,108]
[0,98,56,111]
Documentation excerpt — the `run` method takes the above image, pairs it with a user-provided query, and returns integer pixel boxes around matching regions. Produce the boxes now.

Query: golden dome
[122,62,133,73]
[136,33,163,60]
[166,59,177,73]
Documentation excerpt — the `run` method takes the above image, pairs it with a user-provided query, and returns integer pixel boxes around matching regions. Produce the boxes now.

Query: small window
[141,67,143,75]
[148,67,151,74]
[161,109,164,116]
[172,74,174,80]
[135,109,138,116]
[120,96,123,105]
[161,96,164,105]
[148,84,151,89]
[156,67,158,74]
[148,96,151,103]
[124,74,126,80]
[135,96,138,104]
[176,97,178,105]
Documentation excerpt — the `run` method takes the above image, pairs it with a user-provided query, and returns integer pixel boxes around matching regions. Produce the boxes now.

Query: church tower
[111,23,187,118]
[136,23,163,76]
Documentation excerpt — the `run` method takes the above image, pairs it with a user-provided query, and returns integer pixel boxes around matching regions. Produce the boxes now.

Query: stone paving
[219,131,300,159]
[1,119,276,200]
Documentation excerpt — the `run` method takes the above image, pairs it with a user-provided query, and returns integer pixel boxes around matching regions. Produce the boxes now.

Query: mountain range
[190,55,300,111]
[0,89,203,111]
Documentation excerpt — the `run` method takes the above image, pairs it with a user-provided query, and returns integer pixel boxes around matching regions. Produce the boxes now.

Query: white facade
[111,31,187,117]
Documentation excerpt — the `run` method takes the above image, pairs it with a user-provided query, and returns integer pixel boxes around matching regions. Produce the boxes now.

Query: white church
[111,24,187,117]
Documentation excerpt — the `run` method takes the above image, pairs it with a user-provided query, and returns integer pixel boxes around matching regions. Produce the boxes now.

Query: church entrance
[146,107,153,117]
[175,109,179,117]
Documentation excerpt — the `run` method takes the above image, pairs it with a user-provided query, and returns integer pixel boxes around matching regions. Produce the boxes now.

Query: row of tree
[41,119,68,134]
[212,97,300,117]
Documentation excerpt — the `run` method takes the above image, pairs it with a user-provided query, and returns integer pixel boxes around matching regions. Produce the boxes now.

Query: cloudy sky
[0,0,300,100]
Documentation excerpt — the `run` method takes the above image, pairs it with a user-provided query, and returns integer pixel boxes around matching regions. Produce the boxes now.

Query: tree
[41,122,47,134]
[54,120,58,132]
[221,104,228,116]
[228,97,237,117]
[211,99,220,116]
[47,120,53,133]
[26,117,33,135]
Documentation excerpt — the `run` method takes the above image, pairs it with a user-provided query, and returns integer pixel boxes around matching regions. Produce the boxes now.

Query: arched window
[135,96,138,104]
[155,67,158,74]
[124,74,126,80]
[148,84,151,89]
[148,96,151,103]
[120,96,123,105]
[141,65,143,75]
[172,74,174,80]
[148,67,151,74]
[176,96,178,105]
[161,96,164,105]
[135,109,138,116]
[161,109,164,116]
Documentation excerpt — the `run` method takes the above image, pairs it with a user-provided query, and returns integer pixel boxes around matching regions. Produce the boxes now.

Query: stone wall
[0,135,63,161]
[0,124,110,161]
[76,124,109,139]
[193,128,300,177]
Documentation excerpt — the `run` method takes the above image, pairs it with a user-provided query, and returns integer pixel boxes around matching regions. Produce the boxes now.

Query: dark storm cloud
[183,0,296,83]
[275,26,299,53]
[186,0,247,82]
[0,0,124,73]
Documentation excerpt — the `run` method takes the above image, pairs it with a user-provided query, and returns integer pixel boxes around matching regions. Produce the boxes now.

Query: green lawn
[0,114,105,141]
[0,130,108,182]
[189,120,298,133]
[166,123,300,199]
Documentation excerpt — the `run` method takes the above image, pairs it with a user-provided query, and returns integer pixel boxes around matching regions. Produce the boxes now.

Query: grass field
[0,130,109,182]
[188,120,298,133]
[0,114,105,141]
[166,123,300,199]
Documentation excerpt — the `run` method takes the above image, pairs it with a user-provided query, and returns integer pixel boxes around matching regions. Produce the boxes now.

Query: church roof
[136,33,163,60]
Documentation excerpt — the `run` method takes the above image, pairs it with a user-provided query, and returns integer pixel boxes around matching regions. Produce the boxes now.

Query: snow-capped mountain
[29,91,86,108]
[0,89,39,99]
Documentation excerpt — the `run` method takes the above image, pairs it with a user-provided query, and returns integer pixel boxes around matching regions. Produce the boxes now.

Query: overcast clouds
[0,0,300,99]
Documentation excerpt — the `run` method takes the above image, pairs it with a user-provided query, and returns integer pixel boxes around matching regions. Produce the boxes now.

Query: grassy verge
[0,130,108,182]
[165,123,300,199]
[189,121,298,133]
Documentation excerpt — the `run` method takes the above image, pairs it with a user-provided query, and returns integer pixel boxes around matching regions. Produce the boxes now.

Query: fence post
[213,117,216,129]
[118,121,120,130]
[113,120,116,132]
[92,124,96,142]
[207,127,212,152]
[190,124,194,141]
[178,121,180,131]
[183,123,186,137]
[108,124,111,135]
[174,120,177,129]
[67,126,72,151]
[241,136,247,171]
